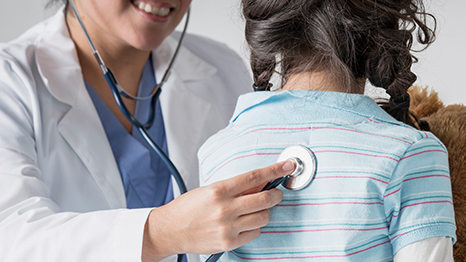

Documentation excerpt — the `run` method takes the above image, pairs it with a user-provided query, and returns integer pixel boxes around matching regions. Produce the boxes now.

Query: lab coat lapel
[153,36,217,193]
[34,8,126,208]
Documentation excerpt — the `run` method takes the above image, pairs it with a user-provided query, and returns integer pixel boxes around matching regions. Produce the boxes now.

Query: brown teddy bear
[408,85,466,261]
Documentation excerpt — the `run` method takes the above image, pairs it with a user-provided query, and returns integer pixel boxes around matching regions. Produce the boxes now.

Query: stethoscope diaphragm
[277,145,316,190]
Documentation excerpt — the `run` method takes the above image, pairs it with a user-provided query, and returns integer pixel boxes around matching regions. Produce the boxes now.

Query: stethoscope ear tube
[68,1,190,260]
[102,69,188,209]
[103,70,142,126]
[103,69,160,130]
[103,69,188,193]
[104,58,189,262]
[68,0,190,193]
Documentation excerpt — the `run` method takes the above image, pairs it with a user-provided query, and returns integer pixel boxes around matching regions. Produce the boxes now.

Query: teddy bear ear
[407,85,444,119]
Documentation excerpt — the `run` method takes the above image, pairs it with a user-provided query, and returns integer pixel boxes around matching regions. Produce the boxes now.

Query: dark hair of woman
[242,0,436,129]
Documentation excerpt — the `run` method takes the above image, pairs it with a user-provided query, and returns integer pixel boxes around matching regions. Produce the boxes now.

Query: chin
[128,36,168,51]
[135,44,160,52]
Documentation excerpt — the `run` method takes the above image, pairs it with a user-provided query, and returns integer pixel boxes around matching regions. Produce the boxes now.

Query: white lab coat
[0,7,251,262]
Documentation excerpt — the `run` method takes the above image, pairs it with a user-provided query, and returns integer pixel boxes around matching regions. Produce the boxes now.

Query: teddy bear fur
[408,85,466,260]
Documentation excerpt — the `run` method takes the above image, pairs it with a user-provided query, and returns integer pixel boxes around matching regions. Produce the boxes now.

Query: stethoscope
[68,0,189,195]
[68,1,189,261]
[68,1,317,261]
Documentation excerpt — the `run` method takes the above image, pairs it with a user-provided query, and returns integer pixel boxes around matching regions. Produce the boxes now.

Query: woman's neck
[66,6,150,97]
[282,71,365,94]
[65,6,151,133]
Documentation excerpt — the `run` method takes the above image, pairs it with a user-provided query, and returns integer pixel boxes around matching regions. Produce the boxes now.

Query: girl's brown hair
[242,0,436,128]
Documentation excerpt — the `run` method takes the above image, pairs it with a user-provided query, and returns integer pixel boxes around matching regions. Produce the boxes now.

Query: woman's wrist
[142,208,173,262]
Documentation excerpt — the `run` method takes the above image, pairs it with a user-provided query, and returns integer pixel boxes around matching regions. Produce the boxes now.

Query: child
[198,0,456,261]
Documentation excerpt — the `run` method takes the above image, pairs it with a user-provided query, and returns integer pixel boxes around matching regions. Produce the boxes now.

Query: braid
[363,0,435,127]
[242,0,308,89]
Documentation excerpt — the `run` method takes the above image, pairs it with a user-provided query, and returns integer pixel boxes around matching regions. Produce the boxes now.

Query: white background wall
[1,0,464,105]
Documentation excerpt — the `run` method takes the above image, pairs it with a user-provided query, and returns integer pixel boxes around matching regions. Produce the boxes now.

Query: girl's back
[199,0,457,260]
[199,90,455,261]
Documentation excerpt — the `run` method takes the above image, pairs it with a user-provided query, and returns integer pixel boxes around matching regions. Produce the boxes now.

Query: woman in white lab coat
[0,0,295,261]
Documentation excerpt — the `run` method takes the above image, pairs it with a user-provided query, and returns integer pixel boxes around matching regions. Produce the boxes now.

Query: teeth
[144,4,152,13]
[136,2,171,17]
[157,7,170,16]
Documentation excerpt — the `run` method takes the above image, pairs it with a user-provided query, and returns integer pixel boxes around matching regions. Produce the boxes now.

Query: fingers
[213,228,262,254]
[143,161,295,256]
[235,209,271,233]
[234,188,283,216]
[214,210,269,253]
[227,210,273,251]
[225,160,295,197]
[234,229,262,250]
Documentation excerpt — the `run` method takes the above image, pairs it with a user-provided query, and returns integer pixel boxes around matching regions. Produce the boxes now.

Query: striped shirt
[198,90,456,261]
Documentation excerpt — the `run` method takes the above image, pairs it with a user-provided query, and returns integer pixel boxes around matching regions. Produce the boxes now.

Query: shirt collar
[231,90,401,125]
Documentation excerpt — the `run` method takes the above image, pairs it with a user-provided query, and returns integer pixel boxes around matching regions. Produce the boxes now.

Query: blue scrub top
[85,57,174,209]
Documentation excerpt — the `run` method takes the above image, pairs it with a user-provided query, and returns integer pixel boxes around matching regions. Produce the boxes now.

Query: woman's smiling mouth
[132,1,172,17]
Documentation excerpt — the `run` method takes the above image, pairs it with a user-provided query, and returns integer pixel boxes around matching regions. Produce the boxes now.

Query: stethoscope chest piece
[277,145,316,190]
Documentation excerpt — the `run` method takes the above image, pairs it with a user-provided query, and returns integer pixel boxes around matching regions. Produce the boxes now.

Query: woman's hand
[142,160,295,261]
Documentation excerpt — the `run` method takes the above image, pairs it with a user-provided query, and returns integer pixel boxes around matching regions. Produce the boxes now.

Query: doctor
[0,0,295,261]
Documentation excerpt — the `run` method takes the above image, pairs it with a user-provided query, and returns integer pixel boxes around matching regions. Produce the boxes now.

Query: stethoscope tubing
[68,0,189,195]
[137,126,188,194]
[104,69,158,128]
[205,253,223,262]
[103,65,189,261]
[103,68,188,192]
[68,0,190,260]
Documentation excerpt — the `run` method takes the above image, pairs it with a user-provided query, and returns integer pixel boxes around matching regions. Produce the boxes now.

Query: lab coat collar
[35,7,126,208]
[35,6,81,107]
[34,6,220,201]
[35,7,217,106]
[152,33,217,83]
